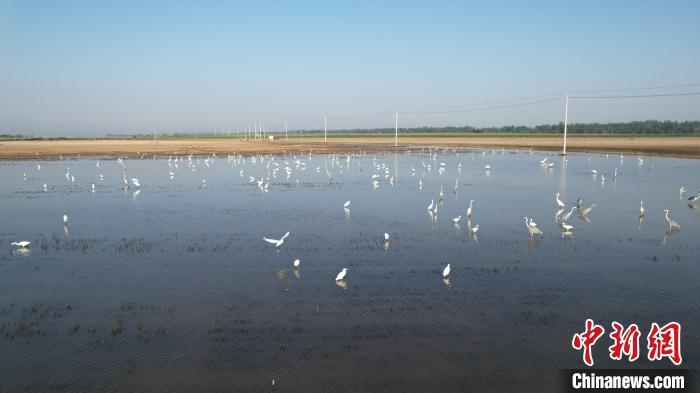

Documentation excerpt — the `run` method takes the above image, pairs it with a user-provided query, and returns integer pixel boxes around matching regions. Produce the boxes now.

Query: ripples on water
[0,148,699,392]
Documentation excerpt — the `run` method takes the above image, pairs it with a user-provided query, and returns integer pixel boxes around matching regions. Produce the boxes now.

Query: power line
[568,82,700,94]
[397,92,562,112]
[327,110,394,121]
[399,97,561,114]
[570,91,700,99]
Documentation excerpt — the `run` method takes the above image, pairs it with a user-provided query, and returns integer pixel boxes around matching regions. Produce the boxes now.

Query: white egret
[639,201,645,217]
[466,199,474,217]
[131,178,141,188]
[560,222,574,232]
[528,217,538,228]
[559,207,577,222]
[335,268,348,281]
[452,216,461,223]
[555,192,565,209]
[442,264,450,278]
[63,214,68,224]
[11,241,31,248]
[484,165,491,170]
[427,199,434,211]
[524,217,543,236]
[384,233,390,241]
[471,224,479,235]
[293,259,300,268]
[581,204,596,216]
[263,231,290,248]
[344,200,351,208]
[663,209,681,231]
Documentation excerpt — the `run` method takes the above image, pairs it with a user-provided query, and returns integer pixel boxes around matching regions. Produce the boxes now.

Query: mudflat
[1,136,699,158]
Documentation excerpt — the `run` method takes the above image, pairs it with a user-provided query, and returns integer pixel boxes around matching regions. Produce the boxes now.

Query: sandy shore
[1,136,699,159]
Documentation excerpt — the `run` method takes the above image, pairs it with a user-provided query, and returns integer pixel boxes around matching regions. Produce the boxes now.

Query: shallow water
[0,148,699,392]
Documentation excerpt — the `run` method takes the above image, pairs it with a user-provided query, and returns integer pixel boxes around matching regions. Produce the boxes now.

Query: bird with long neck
[555,192,565,209]
[663,209,681,231]
[524,217,543,236]
[560,206,577,222]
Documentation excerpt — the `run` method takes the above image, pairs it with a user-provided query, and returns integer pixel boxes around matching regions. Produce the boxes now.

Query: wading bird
[581,204,596,216]
[560,206,577,222]
[524,217,543,236]
[442,264,450,278]
[11,241,31,248]
[555,192,565,209]
[560,222,574,233]
[639,201,645,217]
[663,209,681,231]
[335,268,347,281]
[466,199,474,218]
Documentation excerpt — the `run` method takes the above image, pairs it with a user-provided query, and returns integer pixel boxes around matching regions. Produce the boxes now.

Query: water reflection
[335,280,348,290]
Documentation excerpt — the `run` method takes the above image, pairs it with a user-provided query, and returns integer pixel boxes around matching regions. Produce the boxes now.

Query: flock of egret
[8,148,697,287]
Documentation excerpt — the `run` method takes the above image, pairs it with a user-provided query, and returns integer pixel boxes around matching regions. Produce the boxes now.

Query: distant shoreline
[1,135,699,159]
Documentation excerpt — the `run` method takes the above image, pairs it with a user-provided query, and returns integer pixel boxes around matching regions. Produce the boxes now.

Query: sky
[1,0,699,136]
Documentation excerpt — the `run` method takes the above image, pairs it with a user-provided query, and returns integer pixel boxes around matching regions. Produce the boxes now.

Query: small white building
[268,135,274,141]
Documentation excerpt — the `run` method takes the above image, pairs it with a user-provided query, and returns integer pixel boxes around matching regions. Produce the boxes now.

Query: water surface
[1,148,699,392]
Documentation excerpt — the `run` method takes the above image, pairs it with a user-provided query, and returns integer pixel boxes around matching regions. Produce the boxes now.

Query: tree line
[3,120,700,139]
[299,120,700,135]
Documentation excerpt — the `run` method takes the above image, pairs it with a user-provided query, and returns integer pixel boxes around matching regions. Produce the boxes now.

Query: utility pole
[394,111,399,147]
[324,117,327,143]
[562,94,569,156]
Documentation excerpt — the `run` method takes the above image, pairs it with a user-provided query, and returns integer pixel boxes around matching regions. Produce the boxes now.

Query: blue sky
[1,0,699,135]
